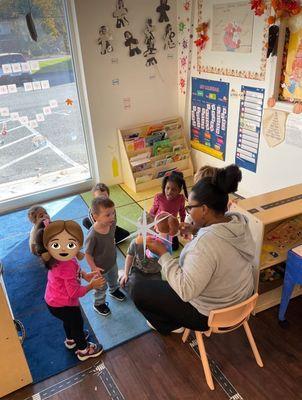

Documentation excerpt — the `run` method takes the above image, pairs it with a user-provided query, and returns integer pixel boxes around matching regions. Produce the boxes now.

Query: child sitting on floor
[85,196,126,317]
[149,170,188,251]
[28,205,50,255]
[82,183,129,243]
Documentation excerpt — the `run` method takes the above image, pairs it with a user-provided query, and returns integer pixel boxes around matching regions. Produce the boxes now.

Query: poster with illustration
[212,1,254,53]
[235,86,265,173]
[282,28,302,101]
[191,78,229,161]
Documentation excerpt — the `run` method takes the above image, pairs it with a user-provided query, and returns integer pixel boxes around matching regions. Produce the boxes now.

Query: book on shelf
[146,124,165,135]
[145,131,167,147]
[153,139,172,156]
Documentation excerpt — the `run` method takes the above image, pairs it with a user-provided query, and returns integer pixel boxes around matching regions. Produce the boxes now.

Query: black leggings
[132,280,209,335]
[47,305,87,350]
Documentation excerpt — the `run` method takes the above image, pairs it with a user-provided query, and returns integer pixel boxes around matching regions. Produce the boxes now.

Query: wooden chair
[182,293,263,390]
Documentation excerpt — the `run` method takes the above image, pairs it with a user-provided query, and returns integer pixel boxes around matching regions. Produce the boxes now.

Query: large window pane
[0,0,92,203]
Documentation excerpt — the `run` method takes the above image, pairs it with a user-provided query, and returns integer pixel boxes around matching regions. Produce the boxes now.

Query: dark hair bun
[214,164,242,194]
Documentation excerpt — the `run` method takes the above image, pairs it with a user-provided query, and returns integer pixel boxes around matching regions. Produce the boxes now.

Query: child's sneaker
[109,288,126,301]
[64,329,90,349]
[93,302,111,316]
[76,342,103,361]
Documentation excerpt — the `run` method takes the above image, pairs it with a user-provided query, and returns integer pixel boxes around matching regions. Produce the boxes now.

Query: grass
[33,56,72,74]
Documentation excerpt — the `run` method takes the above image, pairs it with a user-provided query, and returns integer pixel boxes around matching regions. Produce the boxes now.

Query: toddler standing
[150,171,188,250]
[28,205,50,255]
[85,196,126,316]
[82,183,129,243]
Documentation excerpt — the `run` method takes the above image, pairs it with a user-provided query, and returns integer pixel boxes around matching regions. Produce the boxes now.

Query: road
[0,81,90,186]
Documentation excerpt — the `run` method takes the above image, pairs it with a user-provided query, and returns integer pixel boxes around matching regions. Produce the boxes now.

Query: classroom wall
[73,0,178,185]
[179,0,302,198]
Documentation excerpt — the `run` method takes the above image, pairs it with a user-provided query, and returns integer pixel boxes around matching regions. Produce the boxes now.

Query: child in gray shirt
[85,196,126,316]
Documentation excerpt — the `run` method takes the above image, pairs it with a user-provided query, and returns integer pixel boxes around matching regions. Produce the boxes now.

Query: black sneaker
[93,302,111,316]
[109,288,126,302]
[76,342,104,361]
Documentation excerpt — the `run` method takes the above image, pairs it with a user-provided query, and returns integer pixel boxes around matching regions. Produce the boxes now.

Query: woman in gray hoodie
[132,164,255,334]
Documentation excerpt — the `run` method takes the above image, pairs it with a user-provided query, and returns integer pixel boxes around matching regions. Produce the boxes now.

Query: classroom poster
[235,86,265,172]
[191,78,229,160]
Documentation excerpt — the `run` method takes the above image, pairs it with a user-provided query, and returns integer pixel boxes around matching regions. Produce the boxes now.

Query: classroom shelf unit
[231,184,302,314]
[0,271,32,397]
[118,117,194,192]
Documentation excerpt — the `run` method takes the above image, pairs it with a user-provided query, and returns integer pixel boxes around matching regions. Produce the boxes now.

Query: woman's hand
[146,237,168,257]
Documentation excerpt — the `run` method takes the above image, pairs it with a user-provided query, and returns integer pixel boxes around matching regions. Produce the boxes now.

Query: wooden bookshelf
[231,184,302,313]
[0,273,32,396]
[118,117,194,192]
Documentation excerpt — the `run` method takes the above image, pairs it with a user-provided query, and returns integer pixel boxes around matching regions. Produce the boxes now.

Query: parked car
[0,53,32,86]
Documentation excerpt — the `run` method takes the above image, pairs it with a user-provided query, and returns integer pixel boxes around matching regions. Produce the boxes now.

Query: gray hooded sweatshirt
[159,212,256,316]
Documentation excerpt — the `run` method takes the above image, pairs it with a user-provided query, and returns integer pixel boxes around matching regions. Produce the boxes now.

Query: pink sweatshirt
[45,258,88,307]
[150,193,186,222]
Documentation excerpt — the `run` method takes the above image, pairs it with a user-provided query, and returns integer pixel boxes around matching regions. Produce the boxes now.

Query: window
[0,0,94,208]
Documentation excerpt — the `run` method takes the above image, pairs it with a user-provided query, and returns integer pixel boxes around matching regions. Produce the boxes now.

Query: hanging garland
[250,0,301,19]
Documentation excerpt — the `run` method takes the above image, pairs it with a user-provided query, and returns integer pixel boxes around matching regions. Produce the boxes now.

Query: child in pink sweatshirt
[150,171,188,250]
[36,220,105,361]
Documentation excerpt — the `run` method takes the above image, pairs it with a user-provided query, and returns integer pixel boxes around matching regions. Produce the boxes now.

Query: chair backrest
[207,293,258,333]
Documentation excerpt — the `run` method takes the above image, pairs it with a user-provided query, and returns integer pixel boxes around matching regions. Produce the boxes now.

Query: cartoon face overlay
[47,229,79,261]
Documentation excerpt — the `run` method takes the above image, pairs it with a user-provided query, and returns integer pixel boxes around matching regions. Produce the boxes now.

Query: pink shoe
[64,329,90,349]
[76,342,104,361]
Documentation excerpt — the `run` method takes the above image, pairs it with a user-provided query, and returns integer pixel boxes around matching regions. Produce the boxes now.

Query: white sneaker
[146,320,184,333]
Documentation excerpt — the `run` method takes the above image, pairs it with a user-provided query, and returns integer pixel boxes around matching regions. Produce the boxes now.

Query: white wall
[180,0,302,197]
[74,0,178,185]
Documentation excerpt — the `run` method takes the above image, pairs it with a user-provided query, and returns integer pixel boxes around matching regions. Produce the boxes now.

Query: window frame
[1,0,99,214]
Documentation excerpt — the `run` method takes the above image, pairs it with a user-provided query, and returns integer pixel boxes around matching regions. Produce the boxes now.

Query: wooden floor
[5,297,302,400]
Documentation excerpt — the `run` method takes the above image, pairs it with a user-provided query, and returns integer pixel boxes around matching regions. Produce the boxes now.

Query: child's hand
[91,266,104,277]
[119,274,128,288]
[179,222,193,240]
[90,275,106,289]
[146,237,168,256]
[81,270,99,282]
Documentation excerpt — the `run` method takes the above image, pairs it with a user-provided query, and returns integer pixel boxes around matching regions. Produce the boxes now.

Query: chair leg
[243,321,264,367]
[195,331,215,390]
[182,328,190,343]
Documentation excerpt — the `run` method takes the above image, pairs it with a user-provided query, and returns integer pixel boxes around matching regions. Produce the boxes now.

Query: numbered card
[0,85,8,95]
[20,116,29,125]
[11,63,22,73]
[43,106,52,115]
[24,82,33,91]
[2,64,12,74]
[0,107,10,117]
[29,60,40,71]
[29,119,38,128]
[7,84,17,93]
[21,62,30,72]
[49,99,58,108]
[33,81,42,90]
[36,113,45,122]
[41,80,50,89]
[10,112,20,121]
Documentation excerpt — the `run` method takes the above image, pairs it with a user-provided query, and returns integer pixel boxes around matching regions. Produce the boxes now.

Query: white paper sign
[0,107,9,117]
[24,82,33,91]
[2,64,12,74]
[7,84,17,93]
[43,106,52,115]
[49,99,58,108]
[10,112,19,121]
[11,63,21,73]
[286,113,302,149]
[36,113,45,122]
[33,81,42,90]
[20,116,29,125]
[29,120,38,128]
[29,60,40,71]
[262,109,287,147]
[0,85,8,95]
[41,80,50,89]
[21,62,30,72]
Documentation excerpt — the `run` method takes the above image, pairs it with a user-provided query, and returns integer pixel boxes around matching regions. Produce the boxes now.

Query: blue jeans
[94,263,119,306]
